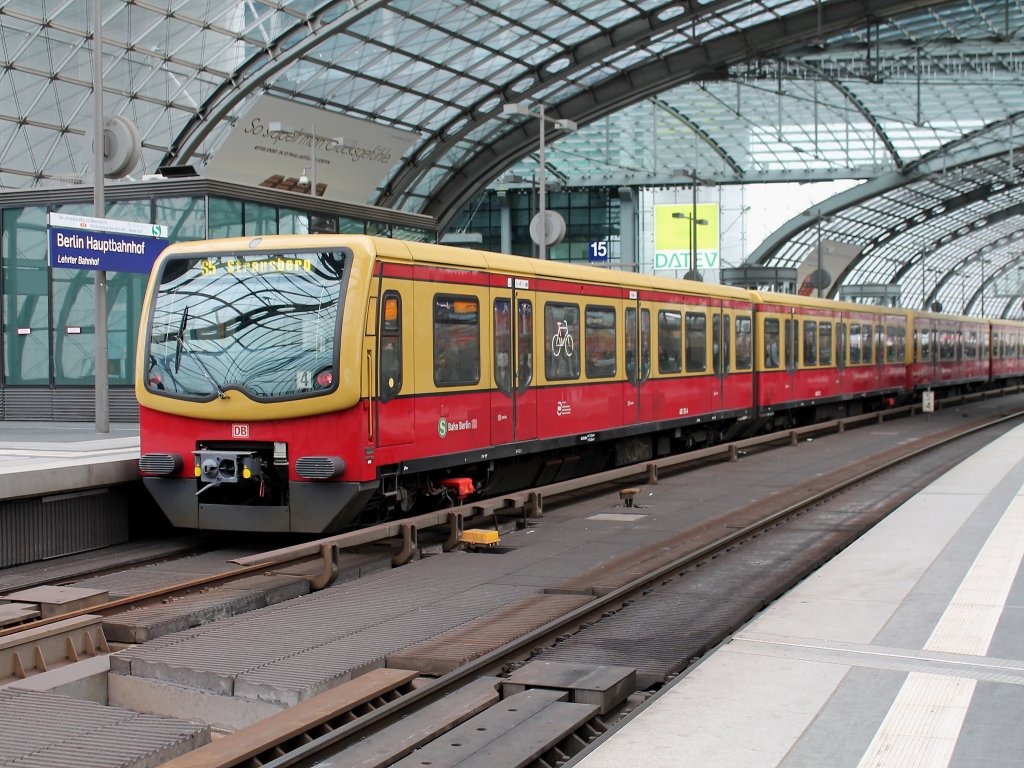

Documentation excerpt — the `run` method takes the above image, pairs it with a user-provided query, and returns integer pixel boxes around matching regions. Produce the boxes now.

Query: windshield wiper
[175,307,228,399]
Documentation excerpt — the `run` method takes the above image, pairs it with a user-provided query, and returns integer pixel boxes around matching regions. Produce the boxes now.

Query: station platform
[0,421,142,568]
[0,421,139,500]
[571,421,1024,767]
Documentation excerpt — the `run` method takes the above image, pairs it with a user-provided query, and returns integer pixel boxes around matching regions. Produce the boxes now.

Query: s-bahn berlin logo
[438,417,477,438]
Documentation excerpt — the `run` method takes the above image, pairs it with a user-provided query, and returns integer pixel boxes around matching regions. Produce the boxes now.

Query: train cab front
[135,235,379,534]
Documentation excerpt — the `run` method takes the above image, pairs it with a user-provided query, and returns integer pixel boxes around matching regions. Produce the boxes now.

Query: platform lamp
[671,211,708,281]
[502,102,576,260]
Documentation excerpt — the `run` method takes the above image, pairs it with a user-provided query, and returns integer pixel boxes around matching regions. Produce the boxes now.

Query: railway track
[2,389,1021,766]
[132,390,1024,768]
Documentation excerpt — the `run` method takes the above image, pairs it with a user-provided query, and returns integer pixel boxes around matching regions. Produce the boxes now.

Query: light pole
[502,102,576,259]
[297,124,318,194]
[671,211,708,281]
[802,209,835,298]
[92,0,108,433]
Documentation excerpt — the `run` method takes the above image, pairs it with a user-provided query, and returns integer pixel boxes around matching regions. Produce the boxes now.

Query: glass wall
[450,187,621,261]
[0,187,434,404]
[2,207,49,384]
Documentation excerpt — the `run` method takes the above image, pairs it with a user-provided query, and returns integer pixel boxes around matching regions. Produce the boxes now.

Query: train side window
[624,308,650,383]
[861,324,873,364]
[658,310,683,374]
[803,320,818,366]
[819,322,832,365]
[965,330,978,359]
[876,325,886,363]
[918,323,930,362]
[849,323,862,364]
[641,309,651,382]
[494,298,512,395]
[785,319,797,369]
[885,325,898,363]
[545,302,580,380]
[585,305,616,379]
[763,318,781,369]
[379,291,403,402]
[433,295,480,387]
[723,313,731,374]
[712,314,722,375]
[685,312,707,372]
[836,322,846,369]
[517,299,533,393]
[993,331,1001,359]
[735,316,752,370]
[939,330,954,361]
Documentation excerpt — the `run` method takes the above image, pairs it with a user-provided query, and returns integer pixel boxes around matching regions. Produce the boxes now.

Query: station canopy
[3,0,1024,317]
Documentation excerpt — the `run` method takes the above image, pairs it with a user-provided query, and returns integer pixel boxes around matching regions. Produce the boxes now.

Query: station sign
[588,241,609,262]
[922,390,935,413]
[47,212,169,273]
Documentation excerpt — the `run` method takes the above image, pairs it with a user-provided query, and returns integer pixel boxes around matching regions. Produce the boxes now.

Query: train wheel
[395,485,418,514]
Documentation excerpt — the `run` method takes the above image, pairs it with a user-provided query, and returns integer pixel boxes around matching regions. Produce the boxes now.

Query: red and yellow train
[136,235,1024,533]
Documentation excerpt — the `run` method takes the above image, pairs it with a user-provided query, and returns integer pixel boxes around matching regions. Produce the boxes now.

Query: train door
[624,295,652,423]
[490,280,536,444]
[784,309,798,393]
[836,316,847,393]
[711,305,729,411]
[921,317,936,388]
[375,285,415,447]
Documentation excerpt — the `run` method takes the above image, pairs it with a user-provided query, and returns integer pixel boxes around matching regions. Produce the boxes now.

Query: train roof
[908,308,992,325]
[748,291,902,316]
[370,236,755,302]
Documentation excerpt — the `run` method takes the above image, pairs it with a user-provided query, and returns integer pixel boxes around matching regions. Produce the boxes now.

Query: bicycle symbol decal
[551,320,575,358]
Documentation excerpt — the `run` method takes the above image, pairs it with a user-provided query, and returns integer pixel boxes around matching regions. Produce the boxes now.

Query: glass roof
[3,0,1024,316]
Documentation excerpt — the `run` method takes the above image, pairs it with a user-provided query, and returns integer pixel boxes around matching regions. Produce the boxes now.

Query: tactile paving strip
[0,688,209,766]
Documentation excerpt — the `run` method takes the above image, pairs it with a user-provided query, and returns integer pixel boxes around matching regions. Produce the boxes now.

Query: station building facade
[0,179,435,421]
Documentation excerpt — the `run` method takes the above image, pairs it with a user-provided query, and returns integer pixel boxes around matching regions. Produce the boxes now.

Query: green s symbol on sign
[438,417,448,438]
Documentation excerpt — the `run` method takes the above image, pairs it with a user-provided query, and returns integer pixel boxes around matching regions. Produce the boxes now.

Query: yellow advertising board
[654,204,720,272]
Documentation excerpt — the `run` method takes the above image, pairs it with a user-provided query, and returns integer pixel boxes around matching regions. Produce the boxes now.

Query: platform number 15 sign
[588,241,609,262]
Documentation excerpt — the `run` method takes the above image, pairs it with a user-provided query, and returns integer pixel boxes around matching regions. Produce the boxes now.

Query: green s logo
[438,417,448,438]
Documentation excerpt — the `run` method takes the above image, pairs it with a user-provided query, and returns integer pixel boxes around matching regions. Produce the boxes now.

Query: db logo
[232,423,250,438]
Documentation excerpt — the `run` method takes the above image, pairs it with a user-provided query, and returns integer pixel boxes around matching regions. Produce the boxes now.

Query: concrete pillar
[498,191,511,254]
[618,187,636,271]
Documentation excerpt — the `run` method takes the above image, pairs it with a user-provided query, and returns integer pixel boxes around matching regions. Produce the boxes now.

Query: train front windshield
[144,250,349,400]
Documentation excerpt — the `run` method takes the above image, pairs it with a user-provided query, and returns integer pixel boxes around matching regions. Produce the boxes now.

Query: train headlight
[314,368,334,389]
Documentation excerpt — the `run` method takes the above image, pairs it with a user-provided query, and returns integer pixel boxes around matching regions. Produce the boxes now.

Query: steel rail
[247,403,1024,768]
[4,385,1017,643]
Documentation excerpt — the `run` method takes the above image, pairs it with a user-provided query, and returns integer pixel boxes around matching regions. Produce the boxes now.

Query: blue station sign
[47,213,169,274]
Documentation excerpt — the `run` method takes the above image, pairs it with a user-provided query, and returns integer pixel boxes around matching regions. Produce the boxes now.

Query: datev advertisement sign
[204,95,419,204]
[653,204,720,272]
[47,213,169,274]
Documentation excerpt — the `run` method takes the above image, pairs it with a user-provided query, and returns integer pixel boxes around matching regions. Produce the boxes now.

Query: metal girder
[893,206,1024,286]
[747,115,1024,268]
[407,0,952,229]
[796,59,903,169]
[651,96,744,176]
[161,0,389,166]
